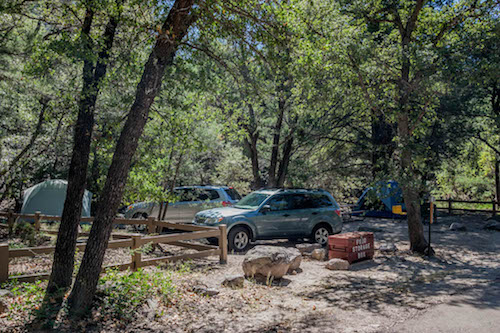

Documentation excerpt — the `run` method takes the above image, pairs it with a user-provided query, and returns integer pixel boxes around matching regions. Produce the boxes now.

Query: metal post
[448,198,452,215]
[428,197,434,257]
[492,200,496,217]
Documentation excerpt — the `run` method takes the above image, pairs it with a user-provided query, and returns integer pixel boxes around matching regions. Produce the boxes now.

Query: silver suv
[123,186,241,222]
[193,188,343,251]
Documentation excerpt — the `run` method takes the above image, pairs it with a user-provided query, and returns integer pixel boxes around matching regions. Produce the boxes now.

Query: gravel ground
[1,215,499,332]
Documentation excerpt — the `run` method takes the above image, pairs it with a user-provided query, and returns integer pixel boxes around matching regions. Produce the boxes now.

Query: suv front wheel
[228,226,251,252]
[312,224,332,246]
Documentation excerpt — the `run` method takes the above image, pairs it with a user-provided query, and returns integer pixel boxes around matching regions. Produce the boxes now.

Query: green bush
[97,268,176,320]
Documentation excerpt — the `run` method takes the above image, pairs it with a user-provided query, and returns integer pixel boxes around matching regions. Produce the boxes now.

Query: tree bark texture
[67,0,195,315]
[268,96,285,188]
[46,5,121,297]
[396,0,430,254]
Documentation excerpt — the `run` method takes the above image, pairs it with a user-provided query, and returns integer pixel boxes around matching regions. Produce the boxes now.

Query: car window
[267,195,291,211]
[289,194,315,209]
[310,194,334,208]
[203,189,220,200]
[224,188,241,200]
[178,188,196,202]
[235,192,269,209]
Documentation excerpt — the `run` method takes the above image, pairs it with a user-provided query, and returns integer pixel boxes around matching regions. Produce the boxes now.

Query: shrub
[97,268,176,321]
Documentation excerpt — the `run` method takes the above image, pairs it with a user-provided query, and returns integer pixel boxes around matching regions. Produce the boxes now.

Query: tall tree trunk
[268,95,285,187]
[276,136,293,187]
[161,150,184,220]
[243,104,263,189]
[398,29,430,254]
[397,112,429,253]
[45,4,121,299]
[67,0,195,315]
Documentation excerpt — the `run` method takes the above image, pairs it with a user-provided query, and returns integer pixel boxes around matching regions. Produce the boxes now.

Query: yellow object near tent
[392,205,406,215]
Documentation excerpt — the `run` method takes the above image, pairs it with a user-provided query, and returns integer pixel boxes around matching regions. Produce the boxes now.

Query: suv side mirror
[260,205,271,214]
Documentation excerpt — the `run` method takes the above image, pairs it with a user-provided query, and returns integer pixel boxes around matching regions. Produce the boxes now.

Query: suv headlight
[206,217,224,225]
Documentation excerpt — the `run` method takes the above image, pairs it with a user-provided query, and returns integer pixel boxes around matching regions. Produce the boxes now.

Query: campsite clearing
[1,215,499,332]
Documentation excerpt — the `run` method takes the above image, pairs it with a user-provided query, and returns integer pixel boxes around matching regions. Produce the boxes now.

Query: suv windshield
[234,192,269,209]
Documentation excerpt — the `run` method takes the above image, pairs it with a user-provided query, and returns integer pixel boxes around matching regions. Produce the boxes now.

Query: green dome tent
[21,180,92,218]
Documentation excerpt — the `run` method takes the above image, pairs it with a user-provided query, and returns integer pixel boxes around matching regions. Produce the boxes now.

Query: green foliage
[1,280,45,322]
[0,0,498,209]
[97,268,176,321]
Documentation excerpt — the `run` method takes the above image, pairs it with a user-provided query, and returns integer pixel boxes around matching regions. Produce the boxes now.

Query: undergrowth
[96,268,177,321]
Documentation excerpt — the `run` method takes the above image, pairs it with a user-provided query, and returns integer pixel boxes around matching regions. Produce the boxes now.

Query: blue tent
[352,181,406,218]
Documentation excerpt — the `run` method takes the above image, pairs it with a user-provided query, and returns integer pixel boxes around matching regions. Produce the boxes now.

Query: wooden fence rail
[0,212,227,284]
[435,198,498,216]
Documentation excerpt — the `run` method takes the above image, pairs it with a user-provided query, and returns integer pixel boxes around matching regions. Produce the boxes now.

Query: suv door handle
[312,212,318,215]
[283,214,290,217]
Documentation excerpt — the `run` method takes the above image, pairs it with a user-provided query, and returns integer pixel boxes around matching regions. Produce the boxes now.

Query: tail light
[222,201,232,207]
[335,209,341,217]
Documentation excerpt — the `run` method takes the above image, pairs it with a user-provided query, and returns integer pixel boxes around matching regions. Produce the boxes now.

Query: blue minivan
[193,188,343,251]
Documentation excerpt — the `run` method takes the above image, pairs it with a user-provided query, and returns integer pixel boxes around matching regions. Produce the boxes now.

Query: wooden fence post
[7,210,14,233]
[147,216,155,234]
[34,211,41,231]
[219,224,227,264]
[448,198,452,215]
[131,235,142,271]
[493,200,497,217]
[0,243,8,283]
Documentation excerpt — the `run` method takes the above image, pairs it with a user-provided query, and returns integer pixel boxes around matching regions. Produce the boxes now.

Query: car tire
[132,213,148,232]
[312,224,332,246]
[228,226,251,252]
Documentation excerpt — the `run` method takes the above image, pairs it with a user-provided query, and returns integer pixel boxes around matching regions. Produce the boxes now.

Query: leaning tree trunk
[67,0,195,315]
[45,5,121,300]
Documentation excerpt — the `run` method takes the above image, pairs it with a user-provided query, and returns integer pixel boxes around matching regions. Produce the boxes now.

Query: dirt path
[141,215,500,333]
[388,284,500,333]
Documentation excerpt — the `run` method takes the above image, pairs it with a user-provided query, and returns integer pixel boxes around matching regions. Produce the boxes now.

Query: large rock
[379,243,397,252]
[222,275,245,288]
[286,248,302,272]
[295,243,322,255]
[325,258,350,270]
[192,286,219,297]
[0,290,12,298]
[0,299,7,314]
[311,248,326,261]
[449,222,466,231]
[483,221,500,231]
[242,246,302,279]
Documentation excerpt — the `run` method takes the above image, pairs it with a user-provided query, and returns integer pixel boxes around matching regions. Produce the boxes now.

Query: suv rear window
[177,188,220,201]
[224,188,241,200]
[310,194,333,208]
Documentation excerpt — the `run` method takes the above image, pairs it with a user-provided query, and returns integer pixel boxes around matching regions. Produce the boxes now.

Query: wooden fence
[435,198,498,216]
[0,212,227,284]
